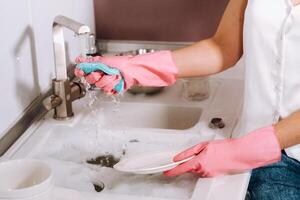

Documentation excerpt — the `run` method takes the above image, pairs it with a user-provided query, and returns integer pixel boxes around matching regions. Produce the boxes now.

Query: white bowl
[0,159,53,200]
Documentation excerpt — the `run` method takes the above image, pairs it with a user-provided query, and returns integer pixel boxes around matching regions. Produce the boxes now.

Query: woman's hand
[75,56,126,94]
[164,126,281,177]
[75,51,178,94]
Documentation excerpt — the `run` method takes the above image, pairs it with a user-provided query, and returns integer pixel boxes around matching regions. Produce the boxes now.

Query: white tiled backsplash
[0,0,95,137]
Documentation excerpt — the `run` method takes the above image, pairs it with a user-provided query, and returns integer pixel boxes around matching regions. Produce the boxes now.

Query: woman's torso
[241,0,300,160]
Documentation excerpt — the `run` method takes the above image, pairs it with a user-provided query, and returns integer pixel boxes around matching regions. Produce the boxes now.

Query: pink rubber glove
[75,51,178,93]
[164,126,281,177]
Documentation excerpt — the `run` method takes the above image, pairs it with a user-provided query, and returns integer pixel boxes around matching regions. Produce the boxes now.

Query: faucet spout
[45,15,90,120]
[54,15,90,35]
[53,15,91,80]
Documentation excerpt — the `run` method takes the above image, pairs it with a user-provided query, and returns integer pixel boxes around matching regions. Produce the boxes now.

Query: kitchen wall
[0,0,95,137]
[94,0,229,41]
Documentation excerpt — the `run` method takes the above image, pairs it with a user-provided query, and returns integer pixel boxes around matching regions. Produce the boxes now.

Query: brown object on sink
[209,118,225,129]
[86,155,120,168]
[93,181,105,192]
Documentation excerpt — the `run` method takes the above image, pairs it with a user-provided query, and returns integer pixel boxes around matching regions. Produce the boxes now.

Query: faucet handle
[70,81,86,100]
[43,95,62,111]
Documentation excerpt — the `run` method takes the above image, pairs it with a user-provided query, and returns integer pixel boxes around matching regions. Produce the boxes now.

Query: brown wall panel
[94,0,229,42]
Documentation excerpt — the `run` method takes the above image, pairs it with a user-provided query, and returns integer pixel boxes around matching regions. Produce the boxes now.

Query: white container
[182,77,210,101]
[0,159,53,200]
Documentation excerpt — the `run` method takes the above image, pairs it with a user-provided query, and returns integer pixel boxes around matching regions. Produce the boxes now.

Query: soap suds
[31,90,199,199]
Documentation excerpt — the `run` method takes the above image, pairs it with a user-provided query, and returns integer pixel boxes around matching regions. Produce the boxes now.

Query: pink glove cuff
[236,125,282,168]
[116,50,178,89]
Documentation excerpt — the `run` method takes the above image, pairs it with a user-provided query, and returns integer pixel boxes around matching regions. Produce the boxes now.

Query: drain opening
[87,155,120,168]
[93,181,105,192]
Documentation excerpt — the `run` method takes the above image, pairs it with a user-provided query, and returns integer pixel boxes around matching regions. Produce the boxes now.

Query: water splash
[74,60,128,157]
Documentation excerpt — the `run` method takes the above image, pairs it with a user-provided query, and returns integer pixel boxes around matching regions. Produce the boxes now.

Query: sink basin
[4,78,248,200]
[23,98,204,199]
[13,100,206,200]
[90,102,202,130]
[27,125,206,200]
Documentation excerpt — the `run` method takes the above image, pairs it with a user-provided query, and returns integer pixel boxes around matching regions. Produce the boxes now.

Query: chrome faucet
[43,15,94,120]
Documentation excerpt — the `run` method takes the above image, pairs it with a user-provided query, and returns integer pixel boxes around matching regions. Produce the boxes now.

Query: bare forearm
[171,0,246,78]
[172,38,240,78]
[274,110,300,149]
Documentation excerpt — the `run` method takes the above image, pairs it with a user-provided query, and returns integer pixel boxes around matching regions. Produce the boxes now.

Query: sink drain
[87,155,120,168]
[93,181,105,192]
[209,117,225,129]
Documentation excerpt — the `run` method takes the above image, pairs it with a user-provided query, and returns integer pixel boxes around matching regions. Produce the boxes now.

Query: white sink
[84,102,202,130]
[3,79,249,200]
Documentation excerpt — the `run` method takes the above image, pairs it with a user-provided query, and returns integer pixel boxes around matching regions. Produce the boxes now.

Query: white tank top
[241,0,300,160]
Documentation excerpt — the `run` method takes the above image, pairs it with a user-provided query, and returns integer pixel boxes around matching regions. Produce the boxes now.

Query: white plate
[113,151,194,174]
